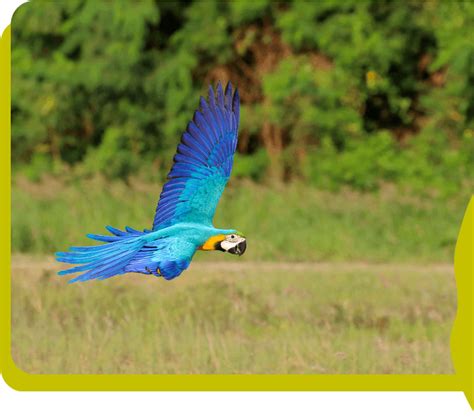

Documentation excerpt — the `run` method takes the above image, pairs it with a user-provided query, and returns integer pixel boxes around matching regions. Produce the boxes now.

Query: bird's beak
[228,239,247,256]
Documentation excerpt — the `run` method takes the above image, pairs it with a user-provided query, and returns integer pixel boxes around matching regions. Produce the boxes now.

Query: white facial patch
[220,234,245,251]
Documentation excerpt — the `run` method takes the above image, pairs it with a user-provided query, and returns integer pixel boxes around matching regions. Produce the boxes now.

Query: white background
[1,0,472,418]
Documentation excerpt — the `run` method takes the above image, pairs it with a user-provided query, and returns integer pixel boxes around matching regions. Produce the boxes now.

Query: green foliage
[11,0,473,194]
[307,131,399,191]
[232,149,269,181]
[80,126,141,179]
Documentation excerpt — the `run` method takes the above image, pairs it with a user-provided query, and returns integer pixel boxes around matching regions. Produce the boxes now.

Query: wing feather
[152,82,240,230]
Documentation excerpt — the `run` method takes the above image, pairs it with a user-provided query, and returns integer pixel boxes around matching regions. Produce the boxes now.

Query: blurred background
[10,0,472,374]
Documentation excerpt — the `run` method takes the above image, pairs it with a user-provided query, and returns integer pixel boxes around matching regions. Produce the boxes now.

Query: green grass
[12,175,469,262]
[12,256,455,374]
[11,177,462,374]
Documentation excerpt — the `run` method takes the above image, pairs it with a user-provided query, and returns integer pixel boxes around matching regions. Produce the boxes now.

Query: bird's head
[219,232,247,256]
[199,232,247,256]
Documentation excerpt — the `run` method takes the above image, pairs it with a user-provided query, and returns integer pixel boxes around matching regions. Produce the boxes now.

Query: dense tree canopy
[11,0,474,192]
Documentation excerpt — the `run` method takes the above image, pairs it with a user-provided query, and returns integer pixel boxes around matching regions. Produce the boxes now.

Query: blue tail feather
[68,249,139,283]
[56,226,147,283]
[86,233,123,243]
[105,225,143,236]
[58,247,136,276]
[125,226,142,234]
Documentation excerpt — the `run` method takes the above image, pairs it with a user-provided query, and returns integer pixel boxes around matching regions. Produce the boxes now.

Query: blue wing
[125,236,196,280]
[152,82,240,230]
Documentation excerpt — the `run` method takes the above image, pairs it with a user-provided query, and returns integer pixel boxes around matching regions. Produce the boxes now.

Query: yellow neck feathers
[199,234,226,251]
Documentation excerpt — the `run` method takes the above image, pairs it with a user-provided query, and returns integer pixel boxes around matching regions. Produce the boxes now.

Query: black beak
[228,239,247,256]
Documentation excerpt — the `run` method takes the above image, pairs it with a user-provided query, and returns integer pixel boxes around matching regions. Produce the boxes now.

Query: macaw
[56,82,246,282]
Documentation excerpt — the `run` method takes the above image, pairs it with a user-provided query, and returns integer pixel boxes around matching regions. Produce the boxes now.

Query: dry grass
[11,256,456,375]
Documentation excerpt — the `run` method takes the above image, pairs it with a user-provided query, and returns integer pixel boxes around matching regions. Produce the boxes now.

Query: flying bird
[56,82,246,282]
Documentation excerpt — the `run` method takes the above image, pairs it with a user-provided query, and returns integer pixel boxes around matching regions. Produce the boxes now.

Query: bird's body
[56,82,246,282]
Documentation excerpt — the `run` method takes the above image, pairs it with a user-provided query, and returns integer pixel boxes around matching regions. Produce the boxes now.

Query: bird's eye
[230,235,235,239]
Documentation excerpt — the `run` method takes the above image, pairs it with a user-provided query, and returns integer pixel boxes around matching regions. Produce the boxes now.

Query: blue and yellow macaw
[56,82,246,282]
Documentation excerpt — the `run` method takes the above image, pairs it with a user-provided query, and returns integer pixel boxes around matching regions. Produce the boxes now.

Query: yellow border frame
[1,24,473,407]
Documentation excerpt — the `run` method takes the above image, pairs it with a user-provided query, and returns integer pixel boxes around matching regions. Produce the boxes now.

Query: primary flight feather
[56,82,246,282]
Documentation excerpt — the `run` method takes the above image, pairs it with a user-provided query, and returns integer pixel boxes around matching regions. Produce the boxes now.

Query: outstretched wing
[152,82,240,230]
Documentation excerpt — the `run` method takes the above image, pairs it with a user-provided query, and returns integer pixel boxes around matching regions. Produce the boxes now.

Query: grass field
[11,177,465,374]
[12,256,455,374]
[12,176,470,262]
